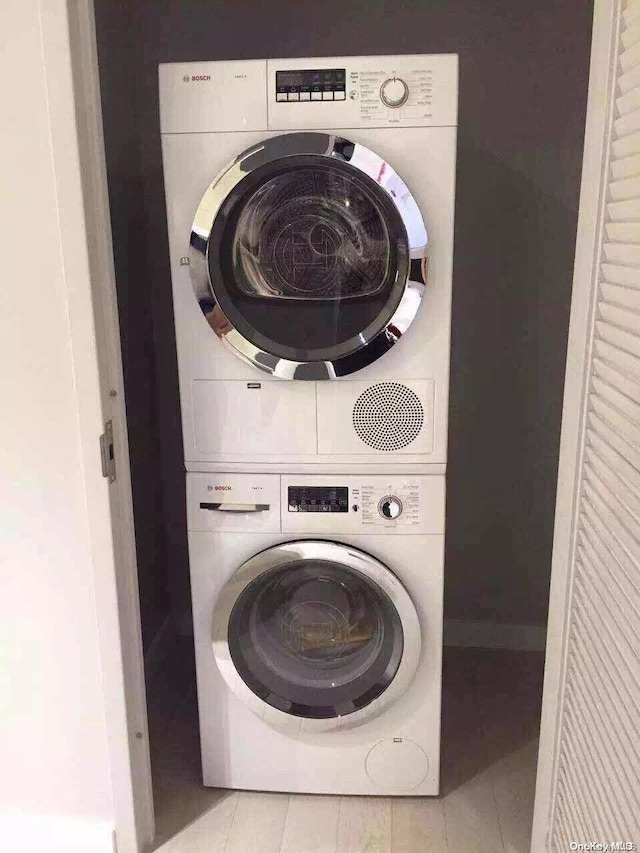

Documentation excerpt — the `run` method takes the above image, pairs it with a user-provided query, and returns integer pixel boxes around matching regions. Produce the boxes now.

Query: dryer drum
[234,167,391,301]
[189,132,429,379]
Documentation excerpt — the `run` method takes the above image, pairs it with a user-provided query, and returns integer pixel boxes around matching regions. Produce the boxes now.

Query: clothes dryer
[159,55,457,472]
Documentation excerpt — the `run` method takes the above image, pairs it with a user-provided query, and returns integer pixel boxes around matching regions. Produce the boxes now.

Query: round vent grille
[352,383,424,451]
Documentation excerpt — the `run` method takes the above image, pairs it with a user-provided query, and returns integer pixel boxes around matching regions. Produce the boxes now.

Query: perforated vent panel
[352,383,424,451]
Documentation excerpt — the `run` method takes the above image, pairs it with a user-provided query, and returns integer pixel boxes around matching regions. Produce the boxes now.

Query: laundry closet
[92,2,593,850]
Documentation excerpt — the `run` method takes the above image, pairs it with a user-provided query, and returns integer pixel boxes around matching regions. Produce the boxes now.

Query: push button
[287,91,299,101]
[299,91,310,101]
[322,91,333,101]
[276,92,287,102]
[311,91,322,100]
[334,91,346,100]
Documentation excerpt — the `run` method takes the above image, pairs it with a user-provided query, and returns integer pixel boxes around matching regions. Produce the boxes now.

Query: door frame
[52,0,609,849]
[42,0,155,850]
[530,0,618,848]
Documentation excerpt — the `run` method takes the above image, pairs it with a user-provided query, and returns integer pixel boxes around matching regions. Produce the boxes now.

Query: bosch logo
[183,75,190,82]
[214,485,231,491]
[188,75,211,82]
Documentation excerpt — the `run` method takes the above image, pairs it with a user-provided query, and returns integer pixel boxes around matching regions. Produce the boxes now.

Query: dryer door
[212,540,421,732]
[190,132,428,380]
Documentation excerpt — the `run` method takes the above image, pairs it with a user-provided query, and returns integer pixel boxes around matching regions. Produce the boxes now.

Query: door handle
[199,502,270,512]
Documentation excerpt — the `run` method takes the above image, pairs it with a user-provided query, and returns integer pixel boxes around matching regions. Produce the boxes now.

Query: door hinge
[99,420,116,483]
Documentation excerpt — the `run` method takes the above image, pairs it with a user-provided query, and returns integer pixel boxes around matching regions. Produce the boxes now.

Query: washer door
[212,540,421,732]
[190,132,428,380]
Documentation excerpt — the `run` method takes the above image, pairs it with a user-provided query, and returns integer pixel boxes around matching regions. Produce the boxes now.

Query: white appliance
[159,56,458,472]
[188,472,444,795]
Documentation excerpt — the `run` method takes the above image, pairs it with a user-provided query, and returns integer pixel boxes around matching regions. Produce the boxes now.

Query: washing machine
[159,55,458,472]
[187,472,445,795]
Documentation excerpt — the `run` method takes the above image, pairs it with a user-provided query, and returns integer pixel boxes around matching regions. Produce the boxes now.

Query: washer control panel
[187,474,445,535]
[281,475,444,535]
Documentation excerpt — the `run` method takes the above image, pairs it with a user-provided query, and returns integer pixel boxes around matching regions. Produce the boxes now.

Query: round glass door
[212,541,422,731]
[190,133,428,379]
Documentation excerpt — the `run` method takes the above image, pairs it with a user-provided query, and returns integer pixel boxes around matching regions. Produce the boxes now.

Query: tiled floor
[147,642,544,852]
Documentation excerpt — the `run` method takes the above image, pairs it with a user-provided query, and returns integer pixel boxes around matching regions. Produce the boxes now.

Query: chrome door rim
[190,132,428,380]
[211,540,422,733]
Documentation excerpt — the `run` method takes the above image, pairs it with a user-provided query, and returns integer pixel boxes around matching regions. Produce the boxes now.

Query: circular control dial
[378,496,403,520]
[380,77,409,108]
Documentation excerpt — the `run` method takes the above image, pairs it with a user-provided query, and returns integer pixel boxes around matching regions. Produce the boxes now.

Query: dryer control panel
[159,55,457,134]
[268,55,457,130]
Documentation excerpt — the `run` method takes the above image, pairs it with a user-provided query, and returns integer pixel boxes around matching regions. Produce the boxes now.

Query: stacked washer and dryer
[159,55,458,796]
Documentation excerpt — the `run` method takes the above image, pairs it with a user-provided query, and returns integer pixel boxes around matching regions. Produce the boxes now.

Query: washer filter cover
[365,738,429,791]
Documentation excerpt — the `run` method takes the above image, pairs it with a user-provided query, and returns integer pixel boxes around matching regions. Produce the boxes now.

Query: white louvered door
[532,1,640,850]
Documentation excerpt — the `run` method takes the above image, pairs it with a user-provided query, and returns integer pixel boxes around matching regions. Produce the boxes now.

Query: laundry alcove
[92,1,593,850]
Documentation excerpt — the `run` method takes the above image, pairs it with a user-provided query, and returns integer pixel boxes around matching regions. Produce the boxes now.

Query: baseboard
[1,814,115,853]
[143,612,175,682]
[444,619,547,651]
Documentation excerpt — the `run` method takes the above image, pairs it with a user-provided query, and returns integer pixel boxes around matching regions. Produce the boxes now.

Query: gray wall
[94,2,171,649]
[95,0,593,636]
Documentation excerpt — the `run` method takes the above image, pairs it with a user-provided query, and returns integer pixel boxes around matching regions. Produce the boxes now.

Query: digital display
[277,69,346,89]
[277,71,308,88]
[288,486,349,513]
[276,69,347,102]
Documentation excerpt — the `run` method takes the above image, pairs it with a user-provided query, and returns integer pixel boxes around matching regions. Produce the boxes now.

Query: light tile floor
[147,643,544,852]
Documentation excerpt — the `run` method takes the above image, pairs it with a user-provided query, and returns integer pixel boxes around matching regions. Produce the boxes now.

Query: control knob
[380,77,409,108]
[378,495,403,520]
